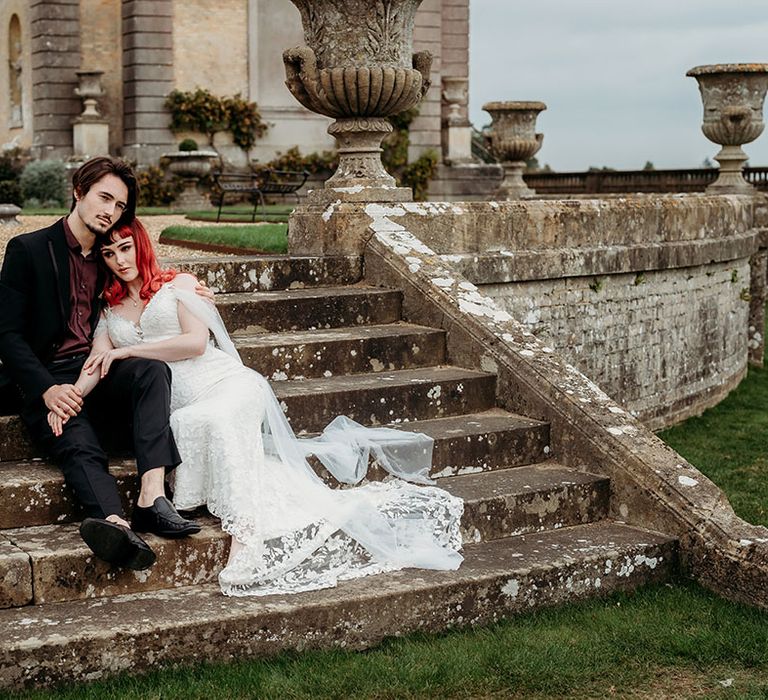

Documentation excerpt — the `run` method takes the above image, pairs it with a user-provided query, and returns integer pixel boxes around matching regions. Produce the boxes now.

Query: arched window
[8,14,22,127]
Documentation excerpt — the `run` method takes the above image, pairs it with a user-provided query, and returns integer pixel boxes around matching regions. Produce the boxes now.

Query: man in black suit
[0,156,200,570]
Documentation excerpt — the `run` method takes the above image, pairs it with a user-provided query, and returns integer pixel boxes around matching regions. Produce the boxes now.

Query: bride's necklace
[127,291,142,308]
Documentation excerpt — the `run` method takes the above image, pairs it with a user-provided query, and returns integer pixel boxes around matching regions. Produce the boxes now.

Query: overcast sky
[469,0,768,171]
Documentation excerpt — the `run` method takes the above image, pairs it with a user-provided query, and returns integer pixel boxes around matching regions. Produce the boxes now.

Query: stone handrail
[359,201,768,609]
[523,166,768,195]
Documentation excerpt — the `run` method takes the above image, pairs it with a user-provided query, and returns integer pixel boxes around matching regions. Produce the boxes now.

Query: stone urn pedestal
[442,77,472,164]
[72,70,109,157]
[483,101,546,200]
[162,151,218,211]
[687,63,768,194]
[283,0,432,255]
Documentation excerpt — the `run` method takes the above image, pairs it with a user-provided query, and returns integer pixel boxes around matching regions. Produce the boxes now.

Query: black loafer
[79,518,156,570]
[132,496,202,538]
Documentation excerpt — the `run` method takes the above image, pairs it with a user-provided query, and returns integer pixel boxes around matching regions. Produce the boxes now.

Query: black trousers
[21,356,181,519]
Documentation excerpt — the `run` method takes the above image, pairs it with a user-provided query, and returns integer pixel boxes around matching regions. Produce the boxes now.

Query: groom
[0,156,200,570]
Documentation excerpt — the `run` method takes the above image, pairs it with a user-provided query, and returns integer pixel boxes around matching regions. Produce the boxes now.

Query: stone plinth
[72,119,109,158]
[0,205,21,227]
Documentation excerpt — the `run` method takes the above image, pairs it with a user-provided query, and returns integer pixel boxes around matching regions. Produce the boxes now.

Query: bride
[50,219,463,596]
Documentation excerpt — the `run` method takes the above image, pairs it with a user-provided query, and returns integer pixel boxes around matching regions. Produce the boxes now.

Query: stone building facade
[0,0,469,167]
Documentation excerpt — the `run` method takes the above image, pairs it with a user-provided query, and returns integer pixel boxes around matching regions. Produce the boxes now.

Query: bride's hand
[194,279,214,301]
[84,347,132,378]
[47,410,66,437]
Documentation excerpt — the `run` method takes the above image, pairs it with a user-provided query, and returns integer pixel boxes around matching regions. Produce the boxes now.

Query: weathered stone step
[215,287,402,333]
[0,459,137,530]
[164,255,362,293]
[0,416,33,462]
[274,366,496,433]
[0,463,611,608]
[441,464,610,543]
[233,322,446,381]
[0,411,550,529]
[0,522,677,688]
[394,410,550,478]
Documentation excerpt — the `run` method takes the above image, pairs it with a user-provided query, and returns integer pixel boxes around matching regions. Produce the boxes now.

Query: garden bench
[214,169,310,222]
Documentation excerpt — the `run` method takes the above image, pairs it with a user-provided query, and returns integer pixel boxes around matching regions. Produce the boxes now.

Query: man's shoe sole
[79,518,156,570]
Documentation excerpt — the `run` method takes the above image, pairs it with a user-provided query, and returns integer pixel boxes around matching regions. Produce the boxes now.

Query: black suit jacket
[0,219,104,401]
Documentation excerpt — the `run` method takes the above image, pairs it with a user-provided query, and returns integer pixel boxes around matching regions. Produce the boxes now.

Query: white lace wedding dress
[100,282,463,596]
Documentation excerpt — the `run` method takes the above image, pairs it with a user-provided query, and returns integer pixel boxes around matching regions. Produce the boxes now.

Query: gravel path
[0,215,245,265]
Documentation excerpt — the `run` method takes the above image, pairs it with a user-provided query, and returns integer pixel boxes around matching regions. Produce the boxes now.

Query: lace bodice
[100,283,246,412]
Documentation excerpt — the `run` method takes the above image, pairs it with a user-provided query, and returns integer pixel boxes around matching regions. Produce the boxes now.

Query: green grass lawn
[185,203,294,223]
[159,224,288,254]
[659,363,768,527]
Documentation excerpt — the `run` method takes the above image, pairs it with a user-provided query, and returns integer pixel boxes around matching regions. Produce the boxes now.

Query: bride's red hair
[102,219,176,307]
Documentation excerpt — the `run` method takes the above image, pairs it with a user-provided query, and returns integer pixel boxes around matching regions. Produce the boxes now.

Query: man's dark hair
[70,156,139,227]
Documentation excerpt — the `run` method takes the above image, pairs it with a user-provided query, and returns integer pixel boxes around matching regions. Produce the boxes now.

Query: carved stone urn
[687,64,768,194]
[162,150,218,211]
[74,70,105,118]
[482,101,546,199]
[442,77,468,126]
[283,0,432,201]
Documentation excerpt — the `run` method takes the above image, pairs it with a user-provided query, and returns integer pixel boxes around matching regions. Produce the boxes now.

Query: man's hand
[194,279,214,301]
[42,384,83,420]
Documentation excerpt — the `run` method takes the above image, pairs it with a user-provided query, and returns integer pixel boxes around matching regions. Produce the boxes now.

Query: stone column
[122,0,176,165]
[30,0,81,159]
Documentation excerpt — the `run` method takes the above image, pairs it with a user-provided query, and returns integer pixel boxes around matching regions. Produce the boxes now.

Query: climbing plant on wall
[164,88,268,155]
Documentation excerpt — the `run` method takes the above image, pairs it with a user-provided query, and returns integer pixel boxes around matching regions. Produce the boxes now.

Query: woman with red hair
[55,218,463,597]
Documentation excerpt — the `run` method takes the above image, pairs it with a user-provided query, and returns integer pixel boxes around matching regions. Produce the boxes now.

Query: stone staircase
[0,255,678,688]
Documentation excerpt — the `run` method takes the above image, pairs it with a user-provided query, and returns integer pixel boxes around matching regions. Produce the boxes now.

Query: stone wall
[30,0,81,159]
[122,0,175,164]
[349,195,764,428]
[246,0,335,166]
[0,1,33,150]
[409,0,443,162]
[80,0,122,153]
[480,261,750,428]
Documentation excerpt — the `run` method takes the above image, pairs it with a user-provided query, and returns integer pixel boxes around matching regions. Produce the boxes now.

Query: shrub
[0,180,22,206]
[253,146,337,175]
[136,166,183,207]
[0,155,22,182]
[20,160,67,207]
[178,138,199,152]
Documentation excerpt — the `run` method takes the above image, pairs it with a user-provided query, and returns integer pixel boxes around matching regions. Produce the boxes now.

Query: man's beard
[85,220,110,236]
